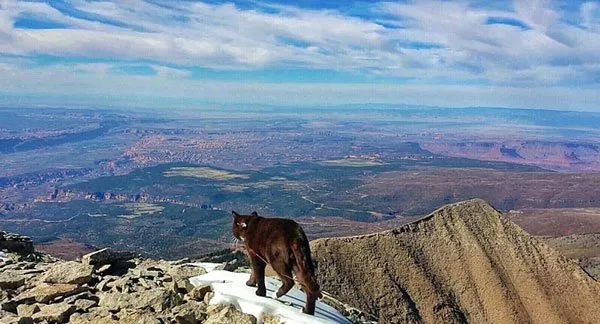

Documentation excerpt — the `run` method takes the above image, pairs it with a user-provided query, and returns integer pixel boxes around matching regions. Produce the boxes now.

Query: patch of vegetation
[117,203,165,219]
[319,158,386,167]
[163,166,249,180]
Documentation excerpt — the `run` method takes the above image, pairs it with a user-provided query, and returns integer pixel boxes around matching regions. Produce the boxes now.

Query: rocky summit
[0,235,361,324]
[3,199,600,324]
[0,243,267,324]
[311,199,600,324]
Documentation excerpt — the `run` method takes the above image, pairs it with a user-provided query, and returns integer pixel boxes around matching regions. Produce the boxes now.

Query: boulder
[81,249,136,267]
[31,302,76,324]
[117,309,161,324]
[98,288,183,313]
[0,315,33,324]
[174,278,195,294]
[95,276,118,292]
[0,231,34,255]
[0,272,27,290]
[43,261,94,285]
[16,303,40,317]
[262,313,283,324]
[169,300,207,324]
[13,283,86,304]
[167,264,206,283]
[73,299,98,312]
[187,285,212,302]
[205,304,257,324]
[69,308,118,324]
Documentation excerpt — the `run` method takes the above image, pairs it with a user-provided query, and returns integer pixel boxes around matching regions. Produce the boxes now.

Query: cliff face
[311,199,600,324]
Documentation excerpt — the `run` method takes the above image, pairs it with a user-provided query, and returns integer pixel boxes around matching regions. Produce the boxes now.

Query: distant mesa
[499,146,524,159]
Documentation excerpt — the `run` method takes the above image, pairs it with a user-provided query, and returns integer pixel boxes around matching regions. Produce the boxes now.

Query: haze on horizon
[1,0,600,112]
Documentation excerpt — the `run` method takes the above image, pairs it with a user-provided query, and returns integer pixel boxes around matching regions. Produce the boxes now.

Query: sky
[0,0,599,111]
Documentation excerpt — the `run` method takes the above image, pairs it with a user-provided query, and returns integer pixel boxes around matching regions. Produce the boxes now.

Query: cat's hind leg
[295,269,320,315]
[272,260,294,299]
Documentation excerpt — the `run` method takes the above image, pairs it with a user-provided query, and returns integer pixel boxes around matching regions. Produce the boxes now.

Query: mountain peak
[312,199,600,324]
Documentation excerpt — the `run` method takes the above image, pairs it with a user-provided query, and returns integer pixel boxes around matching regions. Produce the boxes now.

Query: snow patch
[195,262,222,273]
[189,264,351,324]
[0,251,9,263]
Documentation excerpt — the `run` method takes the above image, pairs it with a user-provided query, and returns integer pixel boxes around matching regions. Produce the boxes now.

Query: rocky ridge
[1,234,364,324]
[0,239,265,324]
[311,199,600,324]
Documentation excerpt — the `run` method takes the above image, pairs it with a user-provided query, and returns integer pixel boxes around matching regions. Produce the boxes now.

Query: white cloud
[151,65,192,78]
[0,0,599,109]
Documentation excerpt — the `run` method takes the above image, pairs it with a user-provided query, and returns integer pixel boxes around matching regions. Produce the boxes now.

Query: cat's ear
[251,211,258,217]
[232,210,240,217]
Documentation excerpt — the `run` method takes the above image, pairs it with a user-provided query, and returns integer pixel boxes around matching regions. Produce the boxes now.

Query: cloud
[1,58,599,112]
[151,65,192,78]
[0,0,599,110]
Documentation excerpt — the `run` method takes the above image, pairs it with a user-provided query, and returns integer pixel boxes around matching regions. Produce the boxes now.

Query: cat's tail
[292,237,322,298]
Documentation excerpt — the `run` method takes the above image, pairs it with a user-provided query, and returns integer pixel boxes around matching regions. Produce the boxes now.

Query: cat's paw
[245,280,257,287]
[255,288,266,297]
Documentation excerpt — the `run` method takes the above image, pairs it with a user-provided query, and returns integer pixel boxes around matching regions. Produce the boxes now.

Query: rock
[81,249,136,267]
[1,316,34,324]
[203,292,214,305]
[96,264,111,274]
[0,272,27,289]
[175,278,195,294]
[43,261,94,285]
[63,291,99,304]
[187,285,212,302]
[261,313,283,324]
[138,278,158,290]
[31,303,75,324]
[73,299,98,312]
[69,308,118,324]
[104,276,131,292]
[222,259,245,272]
[130,269,162,278]
[16,304,40,317]
[98,289,183,313]
[205,304,256,324]
[169,300,206,324]
[170,258,190,266]
[167,264,206,283]
[95,276,118,292]
[116,309,160,324]
[0,231,34,255]
[13,283,86,304]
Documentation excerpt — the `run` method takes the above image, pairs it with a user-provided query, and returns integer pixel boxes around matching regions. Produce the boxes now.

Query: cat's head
[231,210,258,241]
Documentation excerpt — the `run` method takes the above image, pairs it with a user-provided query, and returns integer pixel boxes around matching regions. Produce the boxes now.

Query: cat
[232,210,321,315]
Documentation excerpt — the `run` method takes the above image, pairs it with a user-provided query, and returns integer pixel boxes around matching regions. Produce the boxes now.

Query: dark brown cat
[232,210,321,315]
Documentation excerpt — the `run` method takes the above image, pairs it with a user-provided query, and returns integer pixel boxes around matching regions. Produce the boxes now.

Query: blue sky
[1,0,600,111]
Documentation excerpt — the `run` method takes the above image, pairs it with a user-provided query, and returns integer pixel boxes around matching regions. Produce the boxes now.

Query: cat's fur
[232,210,321,315]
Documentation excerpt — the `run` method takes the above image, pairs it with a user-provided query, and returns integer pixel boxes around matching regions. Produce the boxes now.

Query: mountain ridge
[311,199,600,324]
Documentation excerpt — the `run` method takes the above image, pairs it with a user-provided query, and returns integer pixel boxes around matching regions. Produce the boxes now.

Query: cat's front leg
[254,257,267,297]
[246,251,258,287]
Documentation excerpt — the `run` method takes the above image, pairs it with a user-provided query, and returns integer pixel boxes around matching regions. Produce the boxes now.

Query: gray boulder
[42,261,94,285]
